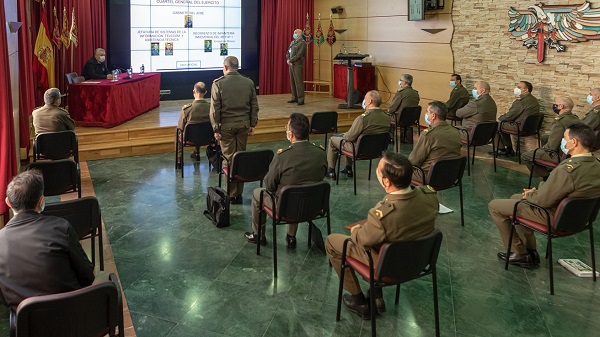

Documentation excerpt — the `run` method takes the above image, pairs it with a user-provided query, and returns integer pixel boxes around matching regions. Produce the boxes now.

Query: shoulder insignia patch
[361,110,370,117]
[374,202,394,219]
[423,185,436,193]
[182,103,192,109]
[422,128,430,135]
[213,75,224,82]
[277,148,283,154]
[58,107,69,113]
[594,107,600,113]
[561,159,581,173]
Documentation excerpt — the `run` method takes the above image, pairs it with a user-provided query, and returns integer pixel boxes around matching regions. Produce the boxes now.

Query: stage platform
[73,94,363,161]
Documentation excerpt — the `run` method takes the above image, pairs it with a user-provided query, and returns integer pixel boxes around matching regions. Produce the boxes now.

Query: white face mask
[99,55,106,63]
[293,33,298,39]
[560,138,570,154]
[398,80,403,87]
[286,130,291,142]
[424,113,431,125]
[587,94,594,105]
[514,87,522,96]
[361,99,366,109]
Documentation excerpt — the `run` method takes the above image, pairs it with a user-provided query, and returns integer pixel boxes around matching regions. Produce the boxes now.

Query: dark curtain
[18,0,35,150]
[259,0,314,95]
[1,1,18,223]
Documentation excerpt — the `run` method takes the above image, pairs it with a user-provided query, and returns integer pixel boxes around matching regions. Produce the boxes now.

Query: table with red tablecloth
[68,73,161,128]
[333,64,375,101]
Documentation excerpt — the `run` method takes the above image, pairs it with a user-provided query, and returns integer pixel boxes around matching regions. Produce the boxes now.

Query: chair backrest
[65,72,78,85]
[552,197,600,234]
[276,181,330,223]
[426,156,466,191]
[310,111,338,134]
[354,132,390,160]
[42,197,101,239]
[230,149,274,182]
[15,281,119,337]
[375,229,443,284]
[396,106,422,126]
[520,114,544,136]
[73,76,85,83]
[26,160,79,197]
[183,122,213,147]
[33,131,79,162]
[469,121,497,146]
[592,130,600,152]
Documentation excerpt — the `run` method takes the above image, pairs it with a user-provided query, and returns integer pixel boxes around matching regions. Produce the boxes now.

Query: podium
[334,53,369,109]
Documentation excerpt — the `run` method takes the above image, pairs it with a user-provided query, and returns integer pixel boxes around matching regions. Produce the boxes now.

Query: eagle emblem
[508,1,600,62]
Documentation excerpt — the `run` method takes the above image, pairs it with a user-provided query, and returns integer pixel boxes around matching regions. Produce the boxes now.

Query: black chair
[497,114,544,164]
[390,106,421,152]
[336,229,443,337]
[11,272,123,337]
[336,132,390,195]
[65,72,78,84]
[63,72,78,108]
[258,181,331,278]
[460,121,497,176]
[175,122,213,177]
[413,156,467,226]
[26,160,81,198]
[526,148,563,188]
[506,197,600,295]
[218,149,274,197]
[73,76,85,83]
[33,131,79,163]
[42,197,104,271]
[309,111,338,148]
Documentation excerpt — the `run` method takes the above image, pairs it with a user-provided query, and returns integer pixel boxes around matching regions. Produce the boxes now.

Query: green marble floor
[2,140,599,336]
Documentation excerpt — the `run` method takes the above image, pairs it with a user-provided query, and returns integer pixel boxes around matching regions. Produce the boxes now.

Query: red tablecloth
[68,73,161,128]
[333,64,375,101]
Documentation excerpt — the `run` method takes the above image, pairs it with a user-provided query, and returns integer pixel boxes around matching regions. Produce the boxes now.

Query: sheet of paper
[439,203,453,214]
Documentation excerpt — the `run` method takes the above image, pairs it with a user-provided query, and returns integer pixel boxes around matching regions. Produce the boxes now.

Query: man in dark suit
[32,88,76,135]
[82,48,112,80]
[0,170,95,311]
[245,113,327,248]
[177,81,211,161]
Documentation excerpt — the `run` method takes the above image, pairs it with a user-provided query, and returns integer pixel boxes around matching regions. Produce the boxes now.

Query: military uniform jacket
[582,105,600,131]
[177,99,211,130]
[387,86,420,115]
[527,155,600,213]
[343,108,391,142]
[82,57,110,80]
[446,84,470,115]
[498,93,540,124]
[264,141,327,195]
[543,112,580,152]
[456,94,498,131]
[409,120,461,172]
[351,186,438,261]
[286,38,307,64]
[210,71,259,132]
[32,104,76,134]
[0,211,94,310]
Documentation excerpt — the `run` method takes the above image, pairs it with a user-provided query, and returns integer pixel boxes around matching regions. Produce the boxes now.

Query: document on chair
[438,203,453,214]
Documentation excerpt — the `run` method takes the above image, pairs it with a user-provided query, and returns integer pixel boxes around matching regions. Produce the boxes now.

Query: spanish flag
[33,2,55,89]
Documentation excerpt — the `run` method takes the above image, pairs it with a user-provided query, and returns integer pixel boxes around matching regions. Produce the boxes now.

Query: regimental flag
[326,14,337,46]
[69,7,78,48]
[314,14,325,46]
[33,1,55,89]
[52,6,61,49]
[303,13,313,43]
[60,7,70,49]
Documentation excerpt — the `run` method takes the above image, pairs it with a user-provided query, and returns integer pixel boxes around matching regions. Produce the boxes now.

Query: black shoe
[286,234,297,249]
[230,195,243,204]
[326,168,336,179]
[190,152,201,161]
[527,249,541,265]
[343,294,371,320]
[496,148,515,156]
[497,251,534,268]
[245,232,267,246]
[297,102,304,106]
[341,166,353,178]
[365,289,386,314]
[287,99,298,103]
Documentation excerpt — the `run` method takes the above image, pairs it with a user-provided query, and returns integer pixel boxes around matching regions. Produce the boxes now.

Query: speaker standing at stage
[82,48,113,80]
[286,29,307,106]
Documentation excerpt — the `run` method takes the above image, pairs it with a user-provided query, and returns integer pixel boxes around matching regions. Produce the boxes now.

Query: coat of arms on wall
[508,1,600,62]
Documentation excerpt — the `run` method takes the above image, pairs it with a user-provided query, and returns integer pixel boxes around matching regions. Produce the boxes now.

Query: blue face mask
[361,99,366,109]
[587,95,594,105]
[560,138,569,154]
[424,113,431,125]
[450,81,456,88]
[472,89,479,99]
[293,33,298,39]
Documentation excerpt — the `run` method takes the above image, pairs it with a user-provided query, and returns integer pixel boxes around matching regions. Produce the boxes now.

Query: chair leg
[98,228,105,271]
[257,215,262,256]
[492,138,497,172]
[527,163,535,189]
[395,125,399,153]
[548,233,554,295]
[368,159,372,180]
[395,284,400,304]
[517,135,522,164]
[308,221,312,248]
[459,180,464,226]
[273,220,278,278]
[466,145,471,176]
[433,269,440,337]
[370,274,376,337]
[336,263,346,321]
[590,225,597,282]
[336,153,341,186]
[505,225,515,270]
[353,159,357,195]
[218,169,222,187]
[91,234,96,268]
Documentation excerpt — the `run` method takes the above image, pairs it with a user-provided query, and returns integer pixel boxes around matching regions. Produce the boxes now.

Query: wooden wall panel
[367,42,453,73]
[376,67,454,102]
[367,0,408,16]
[367,15,453,43]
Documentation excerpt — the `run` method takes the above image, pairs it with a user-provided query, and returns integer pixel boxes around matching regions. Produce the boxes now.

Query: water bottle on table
[140,64,145,75]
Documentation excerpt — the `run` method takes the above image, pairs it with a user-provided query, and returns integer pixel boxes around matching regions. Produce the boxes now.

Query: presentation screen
[130,0,242,72]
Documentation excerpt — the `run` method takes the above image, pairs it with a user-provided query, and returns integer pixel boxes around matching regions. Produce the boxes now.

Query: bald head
[365,90,382,107]
[474,81,491,96]
[555,96,574,110]
[294,29,303,38]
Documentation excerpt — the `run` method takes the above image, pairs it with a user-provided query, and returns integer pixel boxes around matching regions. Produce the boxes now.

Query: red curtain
[0,1,19,223]
[259,0,314,95]
[18,0,35,150]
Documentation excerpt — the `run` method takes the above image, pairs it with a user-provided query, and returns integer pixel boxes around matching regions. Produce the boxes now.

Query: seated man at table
[0,170,95,311]
[82,48,113,80]
[326,151,438,320]
[32,88,75,135]
[177,81,211,161]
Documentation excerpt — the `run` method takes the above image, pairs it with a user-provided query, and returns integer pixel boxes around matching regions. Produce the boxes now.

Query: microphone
[112,65,128,73]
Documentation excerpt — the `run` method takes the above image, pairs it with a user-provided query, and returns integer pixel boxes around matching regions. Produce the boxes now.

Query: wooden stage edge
[73,93,363,161]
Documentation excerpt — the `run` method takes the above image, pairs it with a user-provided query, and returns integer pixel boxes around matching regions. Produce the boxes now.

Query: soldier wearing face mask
[521,96,579,179]
[82,48,112,80]
[582,88,600,131]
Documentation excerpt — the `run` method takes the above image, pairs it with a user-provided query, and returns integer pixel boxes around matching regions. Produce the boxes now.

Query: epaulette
[278,147,292,154]
[182,103,192,110]
[560,158,581,173]
[372,201,394,219]
[422,128,431,135]
[58,107,69,113]
[213,75,224,82]
[421,185,437,194]
[593,106,600,113]
[554,115,562,121]
[312,143,326,151]
[361,110,370,117]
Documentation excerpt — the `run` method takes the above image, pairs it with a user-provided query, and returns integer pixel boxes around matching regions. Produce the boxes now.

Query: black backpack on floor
[204,187,230,228]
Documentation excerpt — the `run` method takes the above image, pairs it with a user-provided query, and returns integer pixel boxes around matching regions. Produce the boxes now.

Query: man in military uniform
[456,80,497,142]
[210,56,259,203]
[82,48,112,80]
[409,101,461,183]
[446,73,470,119]
[326,151,438,320]
[521,97,579,179]
[582,88,600,131]
[245,113,327,248]
[495,81,541,156]
[32,88,75,135]
[387,74,420,143]
[489,123,600,267]
[286,28,307,105]
[177,82,211,161]
[326,90,390,179]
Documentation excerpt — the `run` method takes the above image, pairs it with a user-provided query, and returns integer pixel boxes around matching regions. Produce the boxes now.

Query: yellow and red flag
[303,13,313,43]
[315,14,325,46]
[60,6,70,49]
[326,14,337,46]
[33,1,55,88]
[52,6,61,49]
[69,7,78,48]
